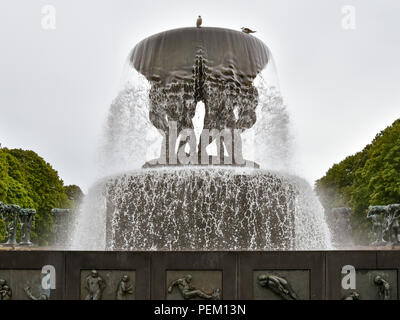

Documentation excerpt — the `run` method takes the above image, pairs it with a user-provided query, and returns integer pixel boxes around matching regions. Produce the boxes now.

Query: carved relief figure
[168,274,221,300]
[343,291,360,300]
[258,273,298,300]
[116,275,133,300]
[85,270,106,300]
[24,286,49,300]
[0,279,12,300]
[374,275,390,300]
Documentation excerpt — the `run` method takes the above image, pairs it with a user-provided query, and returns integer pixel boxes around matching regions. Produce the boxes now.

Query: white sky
[0,0,399,192]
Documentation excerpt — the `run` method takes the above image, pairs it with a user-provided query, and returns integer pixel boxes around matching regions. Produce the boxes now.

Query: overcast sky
[0,0,399,192]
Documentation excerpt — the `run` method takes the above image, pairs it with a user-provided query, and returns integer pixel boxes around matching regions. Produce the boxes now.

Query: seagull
[196,16,202,28]
[241,27,256,34]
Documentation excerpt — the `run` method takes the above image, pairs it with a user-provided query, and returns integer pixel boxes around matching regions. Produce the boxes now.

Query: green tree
[315,119,400,244]
[0,147,81,245]
[64,185,84,207]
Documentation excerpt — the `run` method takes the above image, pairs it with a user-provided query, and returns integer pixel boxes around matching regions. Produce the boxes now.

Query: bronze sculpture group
[328,204,400,247]
[367,204,400,246]
[0,202,36,247]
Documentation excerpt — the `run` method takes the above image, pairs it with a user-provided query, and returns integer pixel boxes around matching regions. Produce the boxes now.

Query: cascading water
[70,27,332,251]
[243,74,293,172]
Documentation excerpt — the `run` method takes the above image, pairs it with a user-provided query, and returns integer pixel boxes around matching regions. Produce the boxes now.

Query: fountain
[5,24,400,303]
[4,25,400,302]
[71,27,331,251]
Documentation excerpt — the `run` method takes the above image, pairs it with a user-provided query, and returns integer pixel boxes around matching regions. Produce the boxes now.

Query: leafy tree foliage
[0,147,83,244]
[64,185,84,204]
[315,119,400,244]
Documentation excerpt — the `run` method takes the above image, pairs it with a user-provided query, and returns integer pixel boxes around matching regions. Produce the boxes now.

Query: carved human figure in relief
[343,291,360,300]
[24,286,49,300]
[258,274,298,300]
[116,275,133,300]
[85,270,106,300]
[168,274,220,300]
[374,275,390,300]
[0,279,12,300]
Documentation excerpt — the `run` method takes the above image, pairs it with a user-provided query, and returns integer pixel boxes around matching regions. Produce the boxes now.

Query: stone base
[18,243,34,247]
[142,161,260,169]
[0,251,400,300]
[1,243,17,248]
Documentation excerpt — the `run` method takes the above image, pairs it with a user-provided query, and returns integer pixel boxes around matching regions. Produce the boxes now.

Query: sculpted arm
[168,280,179,293]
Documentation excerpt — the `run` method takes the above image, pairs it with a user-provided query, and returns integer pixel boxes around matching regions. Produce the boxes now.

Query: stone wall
[0,251,399,300]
